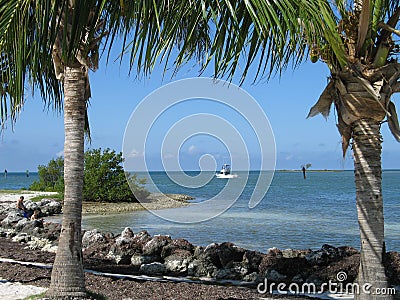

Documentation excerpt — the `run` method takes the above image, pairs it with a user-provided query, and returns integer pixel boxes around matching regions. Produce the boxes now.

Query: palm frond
[0,0,63,128]
[388,101,400,142]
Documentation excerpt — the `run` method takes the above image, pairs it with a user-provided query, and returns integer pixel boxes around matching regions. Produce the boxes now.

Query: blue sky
[1,53,400,172]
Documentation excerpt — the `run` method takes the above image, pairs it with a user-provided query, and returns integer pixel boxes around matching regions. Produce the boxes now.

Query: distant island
[277,169,345,172]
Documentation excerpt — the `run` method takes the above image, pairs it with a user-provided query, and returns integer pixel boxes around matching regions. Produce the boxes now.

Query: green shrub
[30,157,64,192]
[30,148,149,202]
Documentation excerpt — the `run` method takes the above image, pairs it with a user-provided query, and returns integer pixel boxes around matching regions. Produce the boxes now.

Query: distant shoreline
[3,169,400,174]
[277,169,344,172]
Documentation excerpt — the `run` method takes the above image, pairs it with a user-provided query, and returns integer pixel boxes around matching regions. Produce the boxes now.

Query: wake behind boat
[215,164,238,179]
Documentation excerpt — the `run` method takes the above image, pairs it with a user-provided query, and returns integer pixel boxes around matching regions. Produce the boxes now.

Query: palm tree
[193,1,399,299]
[0,1,209,297]
[1,0,398,298]
[1,1,108,297]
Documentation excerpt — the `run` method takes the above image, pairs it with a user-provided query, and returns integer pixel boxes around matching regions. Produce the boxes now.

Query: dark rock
[384,251,400,285]
[310,254,359,285]
[1,211,24,228]
[188,258,218,277]
[131,230,152,250]
[161,238,194,258]
[242,250,263,272]
[267,247,283,257]
[37,199,62,216]
[131,254,158,267]
[41,222,61,241]
[193,245,205,257]
[218,242,246,267]
[281,248,310,258]
[115,227,134,246]
[305,244,349,266]
[140,262,166,275]
[142,235,172,257]
[259,254,310,281]
[82,229,106,249]
[201,243,221,268]
[108,241,142,265]
[164,250,193,275]
[215,262,249,280]
[265,269,287,281]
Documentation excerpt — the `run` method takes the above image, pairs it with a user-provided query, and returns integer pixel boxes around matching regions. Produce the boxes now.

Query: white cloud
[127,149,143,158]
[188,145,197,154]
[163,153,175,159]
[56,150,64,157]
[285,154,294,160]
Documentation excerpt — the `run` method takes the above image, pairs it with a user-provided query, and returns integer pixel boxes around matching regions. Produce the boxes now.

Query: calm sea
[1,170,399,252]
[0,172,39,190]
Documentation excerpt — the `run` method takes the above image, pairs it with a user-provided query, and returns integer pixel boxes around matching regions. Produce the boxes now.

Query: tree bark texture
[352,119,392,300]
[47,66,87,298]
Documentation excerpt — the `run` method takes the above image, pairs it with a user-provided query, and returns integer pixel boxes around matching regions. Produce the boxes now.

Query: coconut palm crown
[0,0,399,299]
[194,1,399,299]
[0,1,211,297]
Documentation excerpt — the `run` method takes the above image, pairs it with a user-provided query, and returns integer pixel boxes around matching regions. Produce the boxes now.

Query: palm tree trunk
[352,119,391,300]
[47,66,87,298]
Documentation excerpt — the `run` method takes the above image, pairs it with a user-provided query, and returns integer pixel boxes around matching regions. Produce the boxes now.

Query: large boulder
[215,261,250,280]
[82,229,106,249]
[199,243,221,268]
[131,230,152,250]
[107,242,141,265]
[131,254,158,267]
[305,244,358,266]
[142,235,172,257]
[164,249,193,275]
[187,257,218,277]
[1,211,24,228]
[242,250,264,273]
[37,199,62,216]
[218,242,246,267]
[140,262,166,276]
[161,238,194,258]
[115,227,135,246]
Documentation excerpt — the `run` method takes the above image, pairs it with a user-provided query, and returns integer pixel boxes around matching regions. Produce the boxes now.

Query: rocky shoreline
[0,198,399,298]
[81,193,193,215]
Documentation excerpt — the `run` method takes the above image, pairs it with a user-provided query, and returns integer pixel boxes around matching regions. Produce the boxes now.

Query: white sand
[0,191,58,209]
[0,278,47,300]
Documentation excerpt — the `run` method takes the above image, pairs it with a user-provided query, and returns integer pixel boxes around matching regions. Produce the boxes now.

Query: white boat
[215,164,238,178]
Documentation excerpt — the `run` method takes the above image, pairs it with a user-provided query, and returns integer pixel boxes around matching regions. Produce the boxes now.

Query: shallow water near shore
[82,170,400,252]
[2,170,399,252]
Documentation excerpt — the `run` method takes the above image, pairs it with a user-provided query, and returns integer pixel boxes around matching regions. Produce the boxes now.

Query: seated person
[30,208,41,220]
[16,196,33,218]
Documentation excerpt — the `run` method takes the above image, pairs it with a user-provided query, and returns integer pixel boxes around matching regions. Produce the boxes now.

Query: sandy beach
[0,190,58,210]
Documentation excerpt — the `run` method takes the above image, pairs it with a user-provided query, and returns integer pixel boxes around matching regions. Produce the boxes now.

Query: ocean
[1,170,399,253]
[0,172,39,190]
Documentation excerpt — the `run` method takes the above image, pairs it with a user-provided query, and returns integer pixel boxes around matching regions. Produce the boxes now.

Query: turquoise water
[81,170,400,252]
[2,170,399,252]
[0,172,39,190]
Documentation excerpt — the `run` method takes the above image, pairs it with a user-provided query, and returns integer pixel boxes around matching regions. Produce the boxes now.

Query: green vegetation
[29,192,63,202]
[30,157,64,192]
[83,148,149,202]
[23,292,47,300]
[30,148,149,202]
